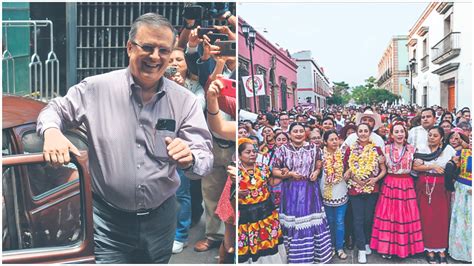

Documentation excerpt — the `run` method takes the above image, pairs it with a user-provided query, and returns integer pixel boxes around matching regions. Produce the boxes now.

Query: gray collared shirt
[37,68,214,211]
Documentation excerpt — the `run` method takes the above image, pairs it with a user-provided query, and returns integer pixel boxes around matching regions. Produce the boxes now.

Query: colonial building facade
[376,36,410,103]
[292,50,332,110]
[407,2,472,110]
[238,18,298,113]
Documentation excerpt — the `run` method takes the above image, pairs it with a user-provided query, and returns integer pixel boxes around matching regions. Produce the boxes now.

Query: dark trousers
[345,200,355,243]
[190,179,204,223]
[349,194,378,251]
[93,195,177,264]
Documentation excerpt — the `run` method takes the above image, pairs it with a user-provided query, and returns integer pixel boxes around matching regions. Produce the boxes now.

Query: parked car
[2,95,95,263]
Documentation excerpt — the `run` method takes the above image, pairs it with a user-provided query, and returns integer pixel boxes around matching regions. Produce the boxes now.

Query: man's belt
[92,192,160,216]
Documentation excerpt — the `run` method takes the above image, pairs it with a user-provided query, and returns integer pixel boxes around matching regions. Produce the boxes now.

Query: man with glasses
[37,13,213,263]
[279,112,290,133]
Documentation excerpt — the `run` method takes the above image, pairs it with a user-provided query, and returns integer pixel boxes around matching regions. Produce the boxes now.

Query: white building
[407,2,472,111]
[292,50,332,110]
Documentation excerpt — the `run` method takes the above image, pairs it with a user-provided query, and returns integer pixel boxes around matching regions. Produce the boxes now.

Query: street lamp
[242,24,258,112]
[409,58,416,105]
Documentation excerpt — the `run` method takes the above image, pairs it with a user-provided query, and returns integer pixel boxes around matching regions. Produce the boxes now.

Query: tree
[350,76,401,105]
[327,81,350,105]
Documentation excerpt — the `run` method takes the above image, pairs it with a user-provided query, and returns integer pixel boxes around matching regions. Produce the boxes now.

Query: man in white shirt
[408,108,437,153]
[342,109,385,150]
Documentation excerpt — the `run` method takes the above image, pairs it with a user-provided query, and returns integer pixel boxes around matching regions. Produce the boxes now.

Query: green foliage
[328,81,350,105]
[350,76,401,105]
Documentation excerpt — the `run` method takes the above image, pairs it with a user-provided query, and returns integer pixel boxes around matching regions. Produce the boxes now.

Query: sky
[239,2,428,88]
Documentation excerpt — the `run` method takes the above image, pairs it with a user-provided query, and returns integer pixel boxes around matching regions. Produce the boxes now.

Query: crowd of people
[237,104,472,264]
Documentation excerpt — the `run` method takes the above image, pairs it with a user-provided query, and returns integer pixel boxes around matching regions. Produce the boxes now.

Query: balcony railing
[421,54,429,71]
[377,68,392,86]
[431,32,461,64]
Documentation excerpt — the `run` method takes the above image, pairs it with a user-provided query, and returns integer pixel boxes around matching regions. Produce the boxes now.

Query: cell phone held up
[197,27,215,38]
[219,78,236,98]
[214,40,236,57]
[164,66,178,78]
[207,33,228,44]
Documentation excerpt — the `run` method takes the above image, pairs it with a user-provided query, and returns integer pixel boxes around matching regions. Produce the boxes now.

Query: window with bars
[75,2,235,81]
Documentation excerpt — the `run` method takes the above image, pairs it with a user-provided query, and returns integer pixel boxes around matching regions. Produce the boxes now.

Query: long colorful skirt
[280,179,333,264]
[238,198,286,263]
[449,181,472,262]
[416,174,450,250]
[370,174,424,258]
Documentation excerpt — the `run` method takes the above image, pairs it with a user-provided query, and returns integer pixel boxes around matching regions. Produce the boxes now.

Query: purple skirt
[279,179,333,264]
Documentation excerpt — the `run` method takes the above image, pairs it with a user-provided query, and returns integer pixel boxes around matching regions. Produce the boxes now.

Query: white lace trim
[279,212,327,229]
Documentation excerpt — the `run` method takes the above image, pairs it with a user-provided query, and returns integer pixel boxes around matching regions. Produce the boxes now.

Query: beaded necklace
[389,143,407,166]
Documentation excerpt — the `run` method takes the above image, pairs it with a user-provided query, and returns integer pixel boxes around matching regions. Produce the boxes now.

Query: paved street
[170,215,220,264]
[329,249,465,264]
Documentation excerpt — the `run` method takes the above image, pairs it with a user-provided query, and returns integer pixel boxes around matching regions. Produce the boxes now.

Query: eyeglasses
[131,40,172,56]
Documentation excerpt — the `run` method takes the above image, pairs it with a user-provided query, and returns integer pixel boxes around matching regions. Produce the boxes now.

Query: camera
[164,66,178,77]
[214,40,236,57]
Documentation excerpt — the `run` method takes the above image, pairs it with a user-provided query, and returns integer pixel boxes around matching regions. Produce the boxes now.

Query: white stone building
[407,2,472,111]
[292,50,332,110]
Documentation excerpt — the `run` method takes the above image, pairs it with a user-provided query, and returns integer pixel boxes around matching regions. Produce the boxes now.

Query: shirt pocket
[153,130,176,161]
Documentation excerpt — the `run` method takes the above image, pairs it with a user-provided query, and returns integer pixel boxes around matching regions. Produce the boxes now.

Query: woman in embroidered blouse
[343,123,386,264]
[370,122,424,260]
[449,131,472,262]
[268,132,289,211]
[320,130,349,260]
[272,122,333,264]
[413,126,457,264]
[237,138,286,264]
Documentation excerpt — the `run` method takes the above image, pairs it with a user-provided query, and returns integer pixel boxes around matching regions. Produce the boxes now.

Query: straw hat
[355,110,383,131]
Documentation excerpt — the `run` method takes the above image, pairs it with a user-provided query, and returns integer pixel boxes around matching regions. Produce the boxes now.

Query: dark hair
[447,131,469,144]
[265,113,276,126]
[414,126,449,161]
[248,135,260,145]
[320,117,335,127]
[356,123,372,133]
[429,126,445,140]
[457,121,472,131]
[323,129,338,142]
[439,120,453,129]
[440,112,454,122]
[462,109,471,115]
[421,108,436,117]
[279,112,289,119]
[364,106,374,112]
[238,141,254,155]
[312,127,323,136]
[296,114,307,120]
[340,124,357,140]
[275,131,289,140]
[289,122,306,132]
